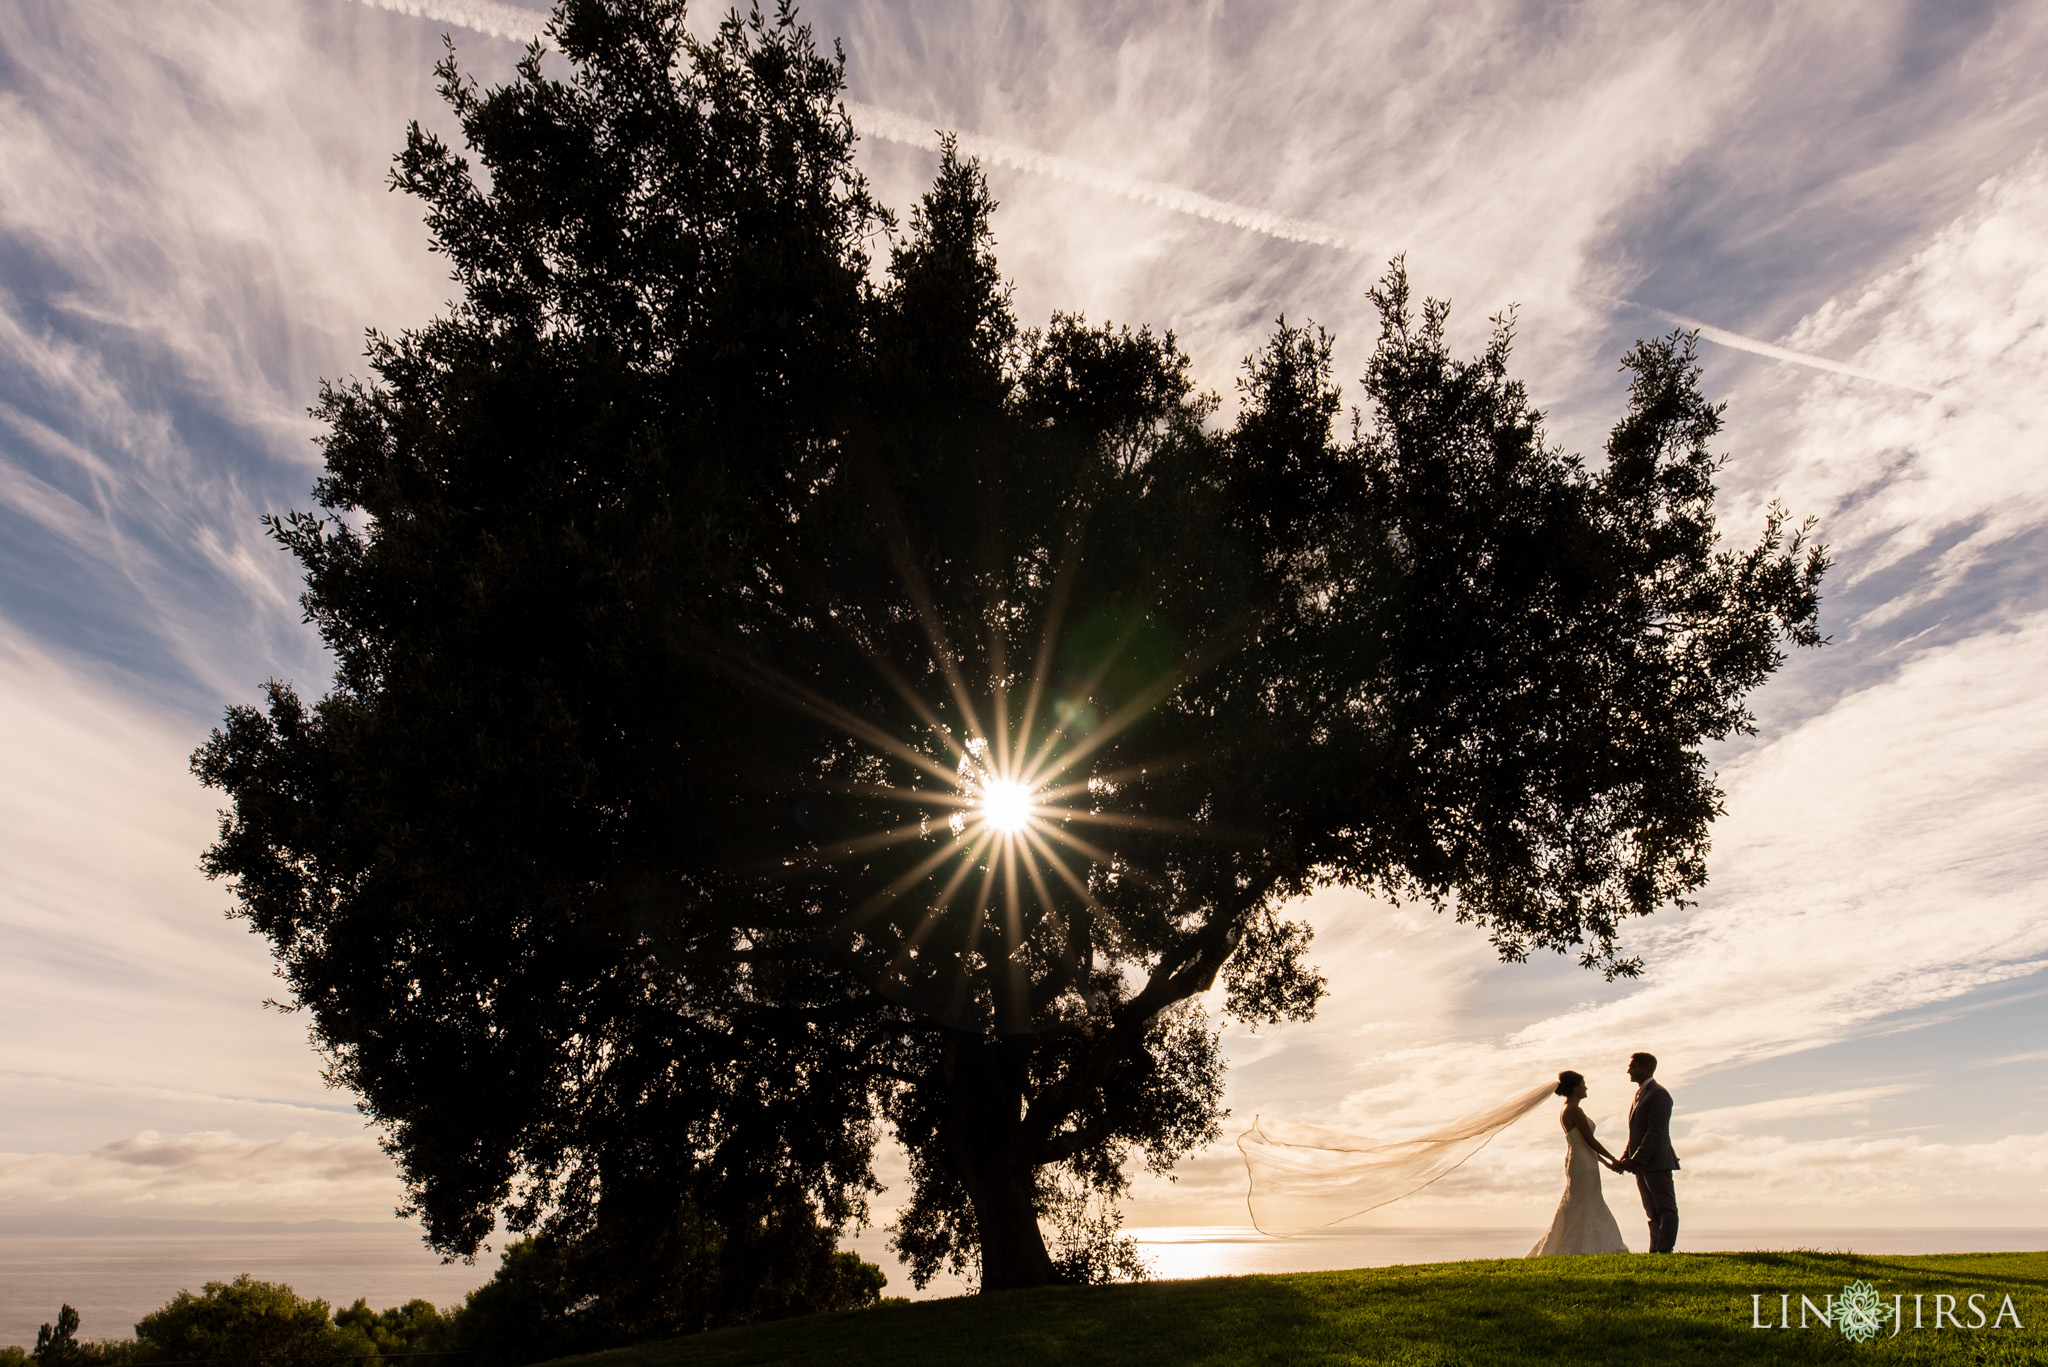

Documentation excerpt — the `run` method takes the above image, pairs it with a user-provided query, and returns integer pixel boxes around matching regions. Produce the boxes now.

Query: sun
[981,777,1035,835]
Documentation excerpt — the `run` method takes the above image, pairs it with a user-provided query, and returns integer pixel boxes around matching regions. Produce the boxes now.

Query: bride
[1527,1069,1629,1256]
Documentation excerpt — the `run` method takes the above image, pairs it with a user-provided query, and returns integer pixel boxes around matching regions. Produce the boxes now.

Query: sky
[4,0,2048,1299]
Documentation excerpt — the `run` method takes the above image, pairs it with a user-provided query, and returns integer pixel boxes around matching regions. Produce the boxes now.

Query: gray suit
[1619,1079,1680,1252]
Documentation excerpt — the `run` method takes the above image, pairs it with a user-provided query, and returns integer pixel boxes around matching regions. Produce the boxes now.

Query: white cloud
[0,623,353,1154]
[1133,520,2048,1230]
[1120,139,2048,1233]
[0,2,450,429]
[1684,1087,1923,1134]
[0,1131,398,1223]
[836,0,1772,402]
[1736,154,2048,606]
[0,0,462,702]
[1679,1129,2048,1219]
[1452,610,2048,1098]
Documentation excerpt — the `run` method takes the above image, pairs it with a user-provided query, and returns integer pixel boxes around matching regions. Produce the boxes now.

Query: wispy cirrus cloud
[0,0,458,706]
[0,622,349,1154]
[1679,1086,1924,1135]
[367,0,1951,394]
[1126,153,2048,1228]
[1136,596,2048,1220]
[1761,155,2048,596]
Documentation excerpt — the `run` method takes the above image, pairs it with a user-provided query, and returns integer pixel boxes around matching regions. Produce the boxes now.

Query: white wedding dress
[1526,1124,1629,1256]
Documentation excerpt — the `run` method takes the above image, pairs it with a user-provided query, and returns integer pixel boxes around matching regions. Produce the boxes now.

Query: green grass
[563,1250,2047,1367]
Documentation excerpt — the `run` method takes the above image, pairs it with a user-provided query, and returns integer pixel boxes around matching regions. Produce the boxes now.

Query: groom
[1610,1051,1680,1253]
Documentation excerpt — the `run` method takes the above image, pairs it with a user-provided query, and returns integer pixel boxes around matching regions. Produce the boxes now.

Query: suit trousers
[1634,1169,1678,1253]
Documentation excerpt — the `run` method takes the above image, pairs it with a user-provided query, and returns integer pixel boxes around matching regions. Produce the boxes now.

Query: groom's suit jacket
[1621,1080,1681,1172]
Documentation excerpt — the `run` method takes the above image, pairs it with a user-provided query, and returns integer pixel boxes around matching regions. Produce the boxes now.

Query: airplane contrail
[843,102,1371,255]
[1604,301,1940,397]
[351,0,546,40]
[347,0,1939,398]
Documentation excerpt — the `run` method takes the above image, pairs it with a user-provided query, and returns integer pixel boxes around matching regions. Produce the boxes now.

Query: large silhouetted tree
[193,0,1827,1295]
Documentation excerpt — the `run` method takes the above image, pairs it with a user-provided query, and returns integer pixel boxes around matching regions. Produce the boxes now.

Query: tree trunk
[963,1162,1055,1291]
[941,1035,1056,1291]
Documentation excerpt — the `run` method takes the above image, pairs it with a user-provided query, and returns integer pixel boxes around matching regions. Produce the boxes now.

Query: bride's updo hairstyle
[1555,1070,1584,1098]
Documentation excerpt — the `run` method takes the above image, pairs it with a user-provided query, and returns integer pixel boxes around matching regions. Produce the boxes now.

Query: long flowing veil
[1238,1083,1555,1237]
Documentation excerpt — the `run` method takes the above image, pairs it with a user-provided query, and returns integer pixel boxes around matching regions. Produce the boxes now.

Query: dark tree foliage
[29,1308,81,1367]
[27,1307,110,1367]
[193,0,1827,1295]
[5,1238,884,1367]
[332,1297,455,1357]
[134,1277,341,1363]
[444,1223,883,1365]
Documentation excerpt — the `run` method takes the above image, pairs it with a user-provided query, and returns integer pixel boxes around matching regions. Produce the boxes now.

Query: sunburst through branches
[740,586,1209,1036]
[952,740,1040,838]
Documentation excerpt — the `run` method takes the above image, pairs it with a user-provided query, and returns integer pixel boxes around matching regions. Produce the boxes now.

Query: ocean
[0,1226,485,1348]
[5,1223,2042,1347]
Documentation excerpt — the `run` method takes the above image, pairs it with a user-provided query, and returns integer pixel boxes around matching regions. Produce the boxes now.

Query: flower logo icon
[1835,1280,1892,1343]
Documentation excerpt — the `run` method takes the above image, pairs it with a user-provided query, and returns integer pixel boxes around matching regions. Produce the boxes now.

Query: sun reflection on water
[1127,1226,1548,1280]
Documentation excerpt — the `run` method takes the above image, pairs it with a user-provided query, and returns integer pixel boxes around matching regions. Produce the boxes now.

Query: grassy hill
[565,1249,2045,1367]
